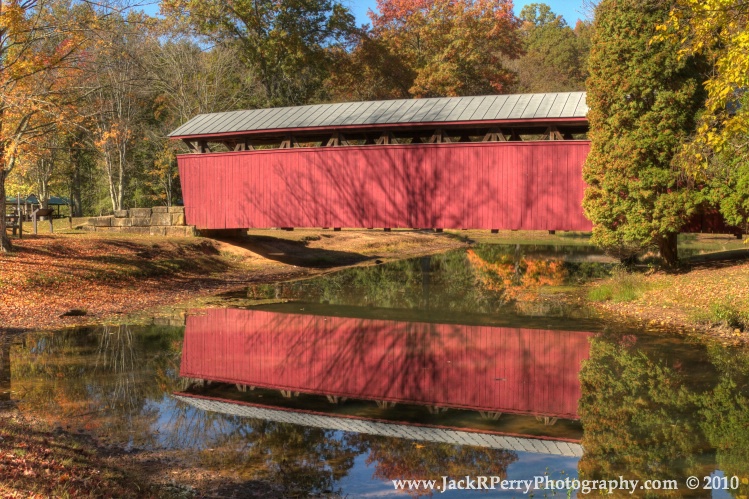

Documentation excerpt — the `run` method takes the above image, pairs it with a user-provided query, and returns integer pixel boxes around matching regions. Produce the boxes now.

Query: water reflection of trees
[10,325,183,448]
[160,400,520,498]
[248,245,611,313]
[163,408,360,497]
[349,435,517,498]
[467,247,566,301]
[579,334,749,497]
[699,345,749,498]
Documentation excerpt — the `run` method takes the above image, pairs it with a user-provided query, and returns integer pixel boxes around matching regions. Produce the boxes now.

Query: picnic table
[4,208,55,237]
[5,213,22,238]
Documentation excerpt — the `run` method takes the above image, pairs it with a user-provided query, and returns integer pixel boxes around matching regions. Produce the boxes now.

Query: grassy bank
[586,259,749,341]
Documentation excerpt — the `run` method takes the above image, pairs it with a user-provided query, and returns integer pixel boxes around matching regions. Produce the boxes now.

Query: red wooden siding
[177,141,593,231]
[180,308,593,419]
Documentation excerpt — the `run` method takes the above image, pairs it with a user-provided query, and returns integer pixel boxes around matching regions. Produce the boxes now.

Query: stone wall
[85,206,195,236]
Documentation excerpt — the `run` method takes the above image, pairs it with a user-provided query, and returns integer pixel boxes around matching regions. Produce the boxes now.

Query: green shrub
[588,285,613,301]
[587,270,650,302]
[708,302,748,329]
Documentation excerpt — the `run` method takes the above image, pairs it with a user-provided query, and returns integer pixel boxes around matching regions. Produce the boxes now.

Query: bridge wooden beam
[428,129,452,144]
[326,132,349,147]
[543,126,564,141]
[375,131,396,145]
[280,135,299,149]
[427,406,448,414]
[482,128,507,142]
[233,140,254,151]
[536,416,559,426]
[184,139,211,153]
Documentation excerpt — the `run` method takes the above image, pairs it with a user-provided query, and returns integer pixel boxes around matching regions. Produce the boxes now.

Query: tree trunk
[105,152,119,212]
[0,167,12,252]
[70,165,82,217]
[0,336,10,401]
[40,168,49,209]
[658,232,679,268]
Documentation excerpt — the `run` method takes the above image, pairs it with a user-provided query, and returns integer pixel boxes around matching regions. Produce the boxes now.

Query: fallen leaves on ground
[0,410,157,498]
[1,231,465,332]
[0,235,254,331]
[593,261,749,341]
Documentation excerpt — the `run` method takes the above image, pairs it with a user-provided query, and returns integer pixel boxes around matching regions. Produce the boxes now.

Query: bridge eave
[168,117,589,141]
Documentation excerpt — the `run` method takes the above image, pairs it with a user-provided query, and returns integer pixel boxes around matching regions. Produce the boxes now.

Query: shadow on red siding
[177,142,593,231]
[180,308,594,419]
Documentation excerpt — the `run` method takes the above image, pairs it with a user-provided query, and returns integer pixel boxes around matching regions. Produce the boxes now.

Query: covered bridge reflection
[179,308,593,419]
[174,393,584,457]
[170,92,591,231]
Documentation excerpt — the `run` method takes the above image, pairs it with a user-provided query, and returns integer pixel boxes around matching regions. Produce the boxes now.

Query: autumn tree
[160,0,357,107]
[138,38,264,206]
[508,3,591,93]
[582,0,705,266]
[83,12,153,212]
[369,0,521,97]
[14,132,66,208]
[61,129,98,217]
[0,0,93,251]
[658,1,749,233]
[324,30,414,101]
[145,38,263,125]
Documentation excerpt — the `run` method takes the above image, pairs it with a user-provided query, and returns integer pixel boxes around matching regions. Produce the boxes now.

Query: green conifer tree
[582,0,705,266]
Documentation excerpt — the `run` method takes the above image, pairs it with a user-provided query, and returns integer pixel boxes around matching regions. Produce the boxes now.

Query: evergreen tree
[582,0,705,266]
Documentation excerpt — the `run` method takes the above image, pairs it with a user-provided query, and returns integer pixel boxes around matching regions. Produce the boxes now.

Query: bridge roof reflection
[175,393,584,457]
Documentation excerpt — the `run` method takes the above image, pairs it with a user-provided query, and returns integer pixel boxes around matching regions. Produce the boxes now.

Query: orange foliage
[466,249,566,300]
[1,0,95,250]
[370,0,521,97]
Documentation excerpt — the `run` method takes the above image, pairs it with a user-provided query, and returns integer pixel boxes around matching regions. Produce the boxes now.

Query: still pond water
[3,245,749,497]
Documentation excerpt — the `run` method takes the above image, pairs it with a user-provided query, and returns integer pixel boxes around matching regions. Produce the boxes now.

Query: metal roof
[169,92,588,138]
[175,394,584,457]
[6,195,69,205]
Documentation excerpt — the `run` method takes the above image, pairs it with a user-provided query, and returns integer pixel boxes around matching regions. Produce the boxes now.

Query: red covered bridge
[170,92,593,231]
[180,308,593,419]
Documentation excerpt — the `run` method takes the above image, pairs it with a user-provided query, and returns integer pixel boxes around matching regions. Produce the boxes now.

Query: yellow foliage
[657,0,749,176]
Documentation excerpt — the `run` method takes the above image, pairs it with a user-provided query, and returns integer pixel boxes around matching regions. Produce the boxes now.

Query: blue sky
[342,0,590,27]
[143,1,590,27]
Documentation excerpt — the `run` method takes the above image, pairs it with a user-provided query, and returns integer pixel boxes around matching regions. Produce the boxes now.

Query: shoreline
[0,230,467,333]
[1,230,746,341]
